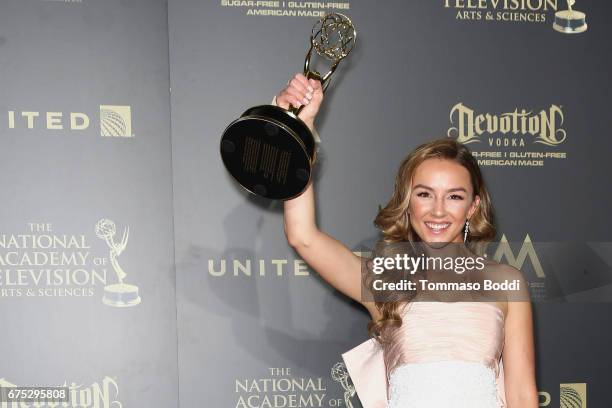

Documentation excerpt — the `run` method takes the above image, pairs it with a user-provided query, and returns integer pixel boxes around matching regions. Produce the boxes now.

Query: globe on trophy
[220,13,357,200]
[95,218,141,307]
[553,0,587,34]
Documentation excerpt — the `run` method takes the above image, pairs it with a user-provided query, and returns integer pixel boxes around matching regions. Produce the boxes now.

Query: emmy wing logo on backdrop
[331,362,359,408]
[553,0,587,33]
[95,218,141,307]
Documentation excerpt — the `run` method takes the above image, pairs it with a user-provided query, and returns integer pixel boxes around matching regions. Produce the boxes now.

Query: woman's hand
[275,73,323,129]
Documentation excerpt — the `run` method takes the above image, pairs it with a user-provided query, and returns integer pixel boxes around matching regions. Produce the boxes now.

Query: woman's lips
[424,221,451,235]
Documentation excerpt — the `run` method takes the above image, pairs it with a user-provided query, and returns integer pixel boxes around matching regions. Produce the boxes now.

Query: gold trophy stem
[288,43,339,116]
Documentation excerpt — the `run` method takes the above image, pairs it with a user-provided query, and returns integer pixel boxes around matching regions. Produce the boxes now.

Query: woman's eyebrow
[447,187,468,193]
[413,184,467,193]
[413,184,433,191]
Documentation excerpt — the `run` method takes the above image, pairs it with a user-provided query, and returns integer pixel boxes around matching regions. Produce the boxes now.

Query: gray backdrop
[0,0,177,407]
[1,0,610,407]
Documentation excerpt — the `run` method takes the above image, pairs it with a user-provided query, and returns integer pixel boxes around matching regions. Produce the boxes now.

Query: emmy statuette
[553,0,587,34]
[220,13,356,200]
[95,218,141,307]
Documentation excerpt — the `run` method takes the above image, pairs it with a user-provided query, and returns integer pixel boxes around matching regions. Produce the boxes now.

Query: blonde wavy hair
[366,138,496,341]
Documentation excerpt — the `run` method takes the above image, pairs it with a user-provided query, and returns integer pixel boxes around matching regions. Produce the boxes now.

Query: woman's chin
[419,230,451,243]
[422,240,453,249]
[420,230,461,246]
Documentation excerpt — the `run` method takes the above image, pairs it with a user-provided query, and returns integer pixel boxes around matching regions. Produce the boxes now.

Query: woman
[278,73,538,408]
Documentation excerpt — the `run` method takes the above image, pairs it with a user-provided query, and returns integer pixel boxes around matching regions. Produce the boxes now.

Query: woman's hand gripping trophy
[275,73,324,131]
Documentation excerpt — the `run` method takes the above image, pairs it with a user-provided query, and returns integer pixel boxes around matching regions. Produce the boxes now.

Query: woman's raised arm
[277,73,380,321]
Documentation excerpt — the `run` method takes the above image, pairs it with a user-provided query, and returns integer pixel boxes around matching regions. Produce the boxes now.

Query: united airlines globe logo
[100,105,132,137]
[560,383,587,407]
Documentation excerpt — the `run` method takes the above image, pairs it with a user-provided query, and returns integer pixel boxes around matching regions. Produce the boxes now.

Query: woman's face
[408,158,480,243]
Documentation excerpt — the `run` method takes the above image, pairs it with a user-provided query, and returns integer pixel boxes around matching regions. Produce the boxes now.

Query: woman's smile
[424,221,452,235]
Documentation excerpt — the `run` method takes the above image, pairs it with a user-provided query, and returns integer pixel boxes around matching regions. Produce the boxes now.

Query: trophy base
[220,105,316,200]
[103,283,141,307]
[553,10,587,34]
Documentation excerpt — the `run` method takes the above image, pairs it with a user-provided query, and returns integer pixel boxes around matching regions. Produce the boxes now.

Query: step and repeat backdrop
[0,0,178,406]
[1,0,611,407]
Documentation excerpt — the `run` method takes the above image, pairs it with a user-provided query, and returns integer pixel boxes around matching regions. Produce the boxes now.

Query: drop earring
[463,219,470,243]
